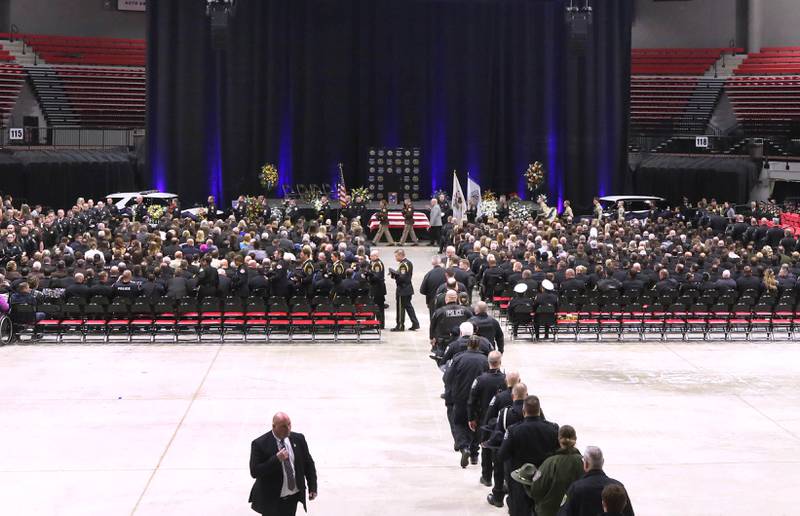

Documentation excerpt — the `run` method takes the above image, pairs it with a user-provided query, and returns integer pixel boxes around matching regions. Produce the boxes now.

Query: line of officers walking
[426,279,634,516]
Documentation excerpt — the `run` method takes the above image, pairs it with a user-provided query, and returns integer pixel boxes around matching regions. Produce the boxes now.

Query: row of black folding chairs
[544,309,798,342]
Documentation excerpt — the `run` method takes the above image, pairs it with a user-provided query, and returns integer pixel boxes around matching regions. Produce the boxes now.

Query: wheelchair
[0,313,13,345]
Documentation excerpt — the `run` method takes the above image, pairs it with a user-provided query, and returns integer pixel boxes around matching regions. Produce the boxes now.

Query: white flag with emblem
[467,175,482,219]
[452,171,466,224]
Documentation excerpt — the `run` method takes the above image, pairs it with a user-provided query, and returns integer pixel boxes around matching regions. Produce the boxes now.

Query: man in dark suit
[249,412,318,516]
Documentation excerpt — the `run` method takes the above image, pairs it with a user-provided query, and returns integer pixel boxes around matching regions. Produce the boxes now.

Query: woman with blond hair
[763,268,778,294]
[527,425,583,516]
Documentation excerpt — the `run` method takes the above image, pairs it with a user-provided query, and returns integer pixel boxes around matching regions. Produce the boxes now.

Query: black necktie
[280,439,296,491]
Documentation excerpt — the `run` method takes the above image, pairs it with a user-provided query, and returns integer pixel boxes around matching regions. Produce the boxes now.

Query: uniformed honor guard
[300,246,316,297]
[398,198,419,245]
[372,199,394,245]
[389,248,419,331]
[367,250,387,328]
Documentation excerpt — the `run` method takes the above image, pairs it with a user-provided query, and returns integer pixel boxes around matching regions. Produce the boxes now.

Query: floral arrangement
[301,189,318,203]
[259,163,279,192]
[351,186,371,201]
[482,190,497,202]
[311,198,324,212]
[481,199,498,218]
[524,162,545,192]
[147,204,165,221]
[244,196,264,222]
[508,200,532,221]
[270,206,284,221]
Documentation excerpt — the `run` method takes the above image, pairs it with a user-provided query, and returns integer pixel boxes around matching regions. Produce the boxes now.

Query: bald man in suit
[249,412,318,515]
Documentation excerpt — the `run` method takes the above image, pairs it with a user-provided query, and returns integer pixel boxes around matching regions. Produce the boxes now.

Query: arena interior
[1,1,800,515]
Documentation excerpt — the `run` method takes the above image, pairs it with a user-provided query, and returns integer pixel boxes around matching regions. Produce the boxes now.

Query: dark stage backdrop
[148,0,632,209]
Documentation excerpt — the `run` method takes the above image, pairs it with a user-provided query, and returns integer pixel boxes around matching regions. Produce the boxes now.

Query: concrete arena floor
[0,246,799,516]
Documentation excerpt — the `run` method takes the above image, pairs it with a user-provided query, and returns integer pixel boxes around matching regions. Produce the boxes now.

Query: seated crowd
[0,194,388,332]
[441,198,800,339]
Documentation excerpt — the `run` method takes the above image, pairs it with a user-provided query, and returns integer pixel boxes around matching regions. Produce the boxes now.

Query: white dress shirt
[274,432,299,498]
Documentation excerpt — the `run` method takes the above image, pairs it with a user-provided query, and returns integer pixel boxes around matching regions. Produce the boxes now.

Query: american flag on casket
[368,211,431,230]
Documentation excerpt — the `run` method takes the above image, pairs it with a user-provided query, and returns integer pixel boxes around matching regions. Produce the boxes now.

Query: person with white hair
[557,446,634,516]
[468,300,505,353]
[441,321,493,364]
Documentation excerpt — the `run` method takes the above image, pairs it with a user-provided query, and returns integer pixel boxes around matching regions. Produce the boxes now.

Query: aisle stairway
[25,65,77,126]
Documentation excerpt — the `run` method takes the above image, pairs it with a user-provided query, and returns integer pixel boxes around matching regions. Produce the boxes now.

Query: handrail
[0,125,144,150]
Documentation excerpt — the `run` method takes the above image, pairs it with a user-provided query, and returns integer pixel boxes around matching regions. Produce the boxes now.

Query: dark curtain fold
[149,0,633,209]
[147,0,217,204]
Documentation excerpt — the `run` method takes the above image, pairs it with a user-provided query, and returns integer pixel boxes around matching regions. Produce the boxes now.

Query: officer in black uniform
[469,300,505,353]
[533,279,559,340]
[299,246,316,298]
[366,250,387,328]
[468,351,506,486]
[430,290,474,358]
[484,381,527,508]
[330,251,347,289]
[389,248,419,331]
[444,336,489,468]
[497,395,559,516]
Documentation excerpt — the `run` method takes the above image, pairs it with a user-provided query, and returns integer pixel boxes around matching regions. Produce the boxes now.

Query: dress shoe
[486,493,504,508]
[409,324,420,331]
[460,449,470,468]
[390,327,405,332]
[479,476,492,487]
[470,454,478,465]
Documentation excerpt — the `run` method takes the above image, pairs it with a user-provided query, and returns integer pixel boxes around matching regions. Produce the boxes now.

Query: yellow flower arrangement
[259,163,279,191]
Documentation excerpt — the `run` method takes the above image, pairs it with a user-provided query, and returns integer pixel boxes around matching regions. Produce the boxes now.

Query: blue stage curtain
[149,0,632,209]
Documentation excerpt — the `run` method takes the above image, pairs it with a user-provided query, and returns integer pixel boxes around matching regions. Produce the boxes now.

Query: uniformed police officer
[372,199,394,245]
[441,322,493,365]
[497,395,559,516]
[367,250,387,328]
[330,251,346,286]
[469,301,505,353]
[443,335,488,468]
[389,248,419,331]
[299,246,316,297]
[430,290,474,357]
[484,381,527,508]
[482,371,521,506]
[468,351,506,485]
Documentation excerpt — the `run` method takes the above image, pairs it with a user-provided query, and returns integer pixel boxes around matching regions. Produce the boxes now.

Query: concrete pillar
[748,0,763,53]
[735,0,748,50]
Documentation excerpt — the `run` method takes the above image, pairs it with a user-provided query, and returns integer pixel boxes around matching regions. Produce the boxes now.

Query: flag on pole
[467,174,483,219]
[452,171,466,223]
[337,163,347,207]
